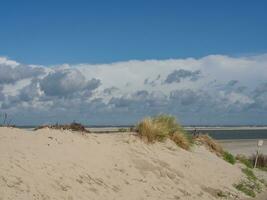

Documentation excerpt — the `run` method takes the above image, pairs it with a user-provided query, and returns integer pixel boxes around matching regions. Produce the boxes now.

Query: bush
[223,151,236,165]
[137,114,191,150]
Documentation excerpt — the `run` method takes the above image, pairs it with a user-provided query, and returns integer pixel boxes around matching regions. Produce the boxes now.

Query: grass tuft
[194,134,224,156]
[242,168,257,181]
[171,131,191,150]
[236,154,253,168]
[223,151,236,165]
[234,182,256,197]
[137,114,192,150]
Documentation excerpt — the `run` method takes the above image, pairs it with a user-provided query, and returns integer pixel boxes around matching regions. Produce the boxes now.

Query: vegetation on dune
[34,122,90,133]
[136,114,192,150]
[236,154,267,171]
[223,151,236,165]
[193,134,223,156]
[234,181,256,198]
[171,131,191,150]
[234,167,264,197]
[251,153,267,169]
[242,168,257,181]
[236,154,253,168]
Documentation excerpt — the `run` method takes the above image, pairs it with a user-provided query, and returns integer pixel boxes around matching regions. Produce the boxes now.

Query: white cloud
[1,54,267,125]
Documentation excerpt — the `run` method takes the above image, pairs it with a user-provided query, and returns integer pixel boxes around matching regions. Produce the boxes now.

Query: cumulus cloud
[0,59,45,84]
[1,54,267,125]
[39,69,101,97]
[165,69,201,84]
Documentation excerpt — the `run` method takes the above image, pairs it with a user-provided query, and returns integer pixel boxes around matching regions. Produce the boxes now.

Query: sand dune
[0,127,264,200]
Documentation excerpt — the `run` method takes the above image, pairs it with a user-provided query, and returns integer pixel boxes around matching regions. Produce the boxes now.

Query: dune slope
[0,127,248,200]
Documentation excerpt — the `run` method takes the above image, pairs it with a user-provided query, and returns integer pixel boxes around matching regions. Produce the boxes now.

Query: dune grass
[242,168,257,181]
[193,134,224,156]
[234,181,256,197]
[34,122,90,133]
[236,154,253,168]
[137,114,192,150]
[223,151,236,165]
[235,167,263,197]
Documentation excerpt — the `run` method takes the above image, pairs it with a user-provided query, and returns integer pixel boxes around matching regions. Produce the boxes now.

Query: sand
[0,127,266,200]
[219,139,267,156]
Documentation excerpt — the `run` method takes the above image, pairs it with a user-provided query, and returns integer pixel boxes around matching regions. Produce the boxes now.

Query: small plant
[0,112,15,127]
[223,151,236,165]
[236,154,253,168]
[217,190,227,197]
[234,182,256,197]
[242,168,257,181]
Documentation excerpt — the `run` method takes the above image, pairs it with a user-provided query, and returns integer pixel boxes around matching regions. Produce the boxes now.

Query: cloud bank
[1,54,267,125]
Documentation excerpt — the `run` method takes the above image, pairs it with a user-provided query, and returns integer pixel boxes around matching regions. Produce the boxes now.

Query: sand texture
[0,127,263,200]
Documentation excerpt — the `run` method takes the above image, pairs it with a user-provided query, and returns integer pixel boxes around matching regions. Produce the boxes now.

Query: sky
[0,0,267,125]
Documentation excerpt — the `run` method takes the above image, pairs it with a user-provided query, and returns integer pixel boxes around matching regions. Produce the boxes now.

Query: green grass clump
[236,167,262,197]
[242,168,257,181]
[137,114,192,150]
[236,155,253,168]
[234,182,256,197]
[223,151,236,165]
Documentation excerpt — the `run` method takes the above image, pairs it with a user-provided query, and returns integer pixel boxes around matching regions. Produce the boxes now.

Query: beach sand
[219,139,267,156]
[0,127,266,200]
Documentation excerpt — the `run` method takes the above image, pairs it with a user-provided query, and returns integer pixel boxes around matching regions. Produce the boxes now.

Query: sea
[186,128,267,140]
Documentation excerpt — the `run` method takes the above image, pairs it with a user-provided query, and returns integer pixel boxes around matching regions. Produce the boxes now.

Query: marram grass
[137,114,192,150]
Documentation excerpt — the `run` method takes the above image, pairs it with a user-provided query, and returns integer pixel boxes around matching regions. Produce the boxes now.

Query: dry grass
[171,131,190,150]
[251,154,267,168]
[137,118,169,142]
[194,134,224,156]
[35,122,90,133]
[137,114,191,150]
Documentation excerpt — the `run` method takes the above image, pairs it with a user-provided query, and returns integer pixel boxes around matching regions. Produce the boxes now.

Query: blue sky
[0,0,267,65]
[1,1,267,125]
